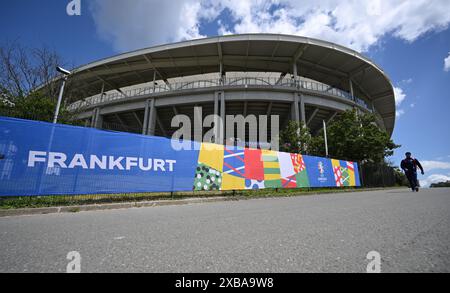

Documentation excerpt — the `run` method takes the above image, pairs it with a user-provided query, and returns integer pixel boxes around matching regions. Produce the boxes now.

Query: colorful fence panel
[0,117,360,196]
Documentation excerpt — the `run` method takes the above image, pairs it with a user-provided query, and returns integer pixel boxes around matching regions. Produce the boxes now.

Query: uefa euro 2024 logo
[317,161,327,183]
[318,161,324,176]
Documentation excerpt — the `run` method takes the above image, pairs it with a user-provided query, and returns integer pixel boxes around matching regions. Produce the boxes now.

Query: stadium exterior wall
[51,34,395,142]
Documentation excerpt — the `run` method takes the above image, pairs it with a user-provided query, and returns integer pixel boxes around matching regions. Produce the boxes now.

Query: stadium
[53,34,396,144]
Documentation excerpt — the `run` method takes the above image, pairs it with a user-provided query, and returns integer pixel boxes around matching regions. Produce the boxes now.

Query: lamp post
[323,120,329,157]
[53,66,71,124]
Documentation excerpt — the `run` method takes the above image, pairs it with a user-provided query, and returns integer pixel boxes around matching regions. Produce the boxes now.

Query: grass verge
[0,187,394,210]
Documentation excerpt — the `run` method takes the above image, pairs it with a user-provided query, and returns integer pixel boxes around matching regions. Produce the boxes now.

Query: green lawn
[0,187,387,210]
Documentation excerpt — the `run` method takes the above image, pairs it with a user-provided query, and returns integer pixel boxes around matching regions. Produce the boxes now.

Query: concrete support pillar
[142,99,156,135]
[194,105,203,143]
[291,93,300,123]
[214,92,220,144]
[293,62,298,87]
[219,91,226,144]
[90,109,96,128]
[349,79,355,101]
[95,109,103,129]
[307,108,319,127]
[142,99,150,135]
[147,99,157,136]
[152,71,157,93]
[219,61,226,85]
[299,94,306,123]
[91,108,103,129]
[100,83,105,103]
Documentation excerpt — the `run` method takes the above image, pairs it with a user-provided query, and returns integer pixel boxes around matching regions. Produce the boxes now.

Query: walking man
[401,152,425,192]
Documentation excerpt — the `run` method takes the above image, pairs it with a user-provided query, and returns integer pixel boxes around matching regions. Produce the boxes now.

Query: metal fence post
[381,163,386,187]
[359,161,365,187]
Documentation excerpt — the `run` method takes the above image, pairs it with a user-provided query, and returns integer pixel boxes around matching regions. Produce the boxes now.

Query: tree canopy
[0,91,76,124]
[280,109,400,163]
[0,42,63,99]
[430,181,450,188]
[279,121,312,154]
[0,42,77,124]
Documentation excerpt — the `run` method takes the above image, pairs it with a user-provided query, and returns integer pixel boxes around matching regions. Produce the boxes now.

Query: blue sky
[1,0,450,186]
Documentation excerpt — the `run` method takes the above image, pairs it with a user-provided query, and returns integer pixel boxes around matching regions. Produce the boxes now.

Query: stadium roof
[46,34,396,134]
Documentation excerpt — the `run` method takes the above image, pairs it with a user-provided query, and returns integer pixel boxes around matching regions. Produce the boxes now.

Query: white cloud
[402,78,413,84]
[217,19,234,36]
[393,86,407,117]
[421,161,450,171]
[214,0,450,52]
[89,0,450,53]
[393,87,406,106]
[420,174,450,188]
[396,109,405,117]
[89,0,211,51]
[444,52,450,72]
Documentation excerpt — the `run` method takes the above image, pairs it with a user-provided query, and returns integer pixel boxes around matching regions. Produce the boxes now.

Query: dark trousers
[406,171,418,190]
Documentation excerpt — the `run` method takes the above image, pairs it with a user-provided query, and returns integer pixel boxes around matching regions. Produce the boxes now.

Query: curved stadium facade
[58,34,395,144]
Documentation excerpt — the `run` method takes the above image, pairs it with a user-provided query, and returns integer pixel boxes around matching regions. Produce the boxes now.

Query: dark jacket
[401,158,424,174]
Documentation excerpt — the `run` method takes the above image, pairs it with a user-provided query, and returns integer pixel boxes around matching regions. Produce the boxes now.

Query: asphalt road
[1,188,450,273]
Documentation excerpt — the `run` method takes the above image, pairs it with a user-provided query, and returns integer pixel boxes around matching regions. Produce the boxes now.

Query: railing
[68,77,371,111]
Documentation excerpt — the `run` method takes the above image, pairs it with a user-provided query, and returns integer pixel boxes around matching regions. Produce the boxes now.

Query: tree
[279,121,312,154]
[309,134,326,157]
[0,41,65,100]
[279,109,400,163]
[320,109,399,163]
[393,166,409,187]
[0,41,78,123]
[430,181,450,188]
[0,91,77,124]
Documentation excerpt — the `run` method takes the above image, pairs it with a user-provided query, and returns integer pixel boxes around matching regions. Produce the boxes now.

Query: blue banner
[0,117,360,196]
[0,117,200,196]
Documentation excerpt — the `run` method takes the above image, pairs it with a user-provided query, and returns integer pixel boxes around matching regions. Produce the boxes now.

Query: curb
[0,188,405,218]
[0,196,235,218]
